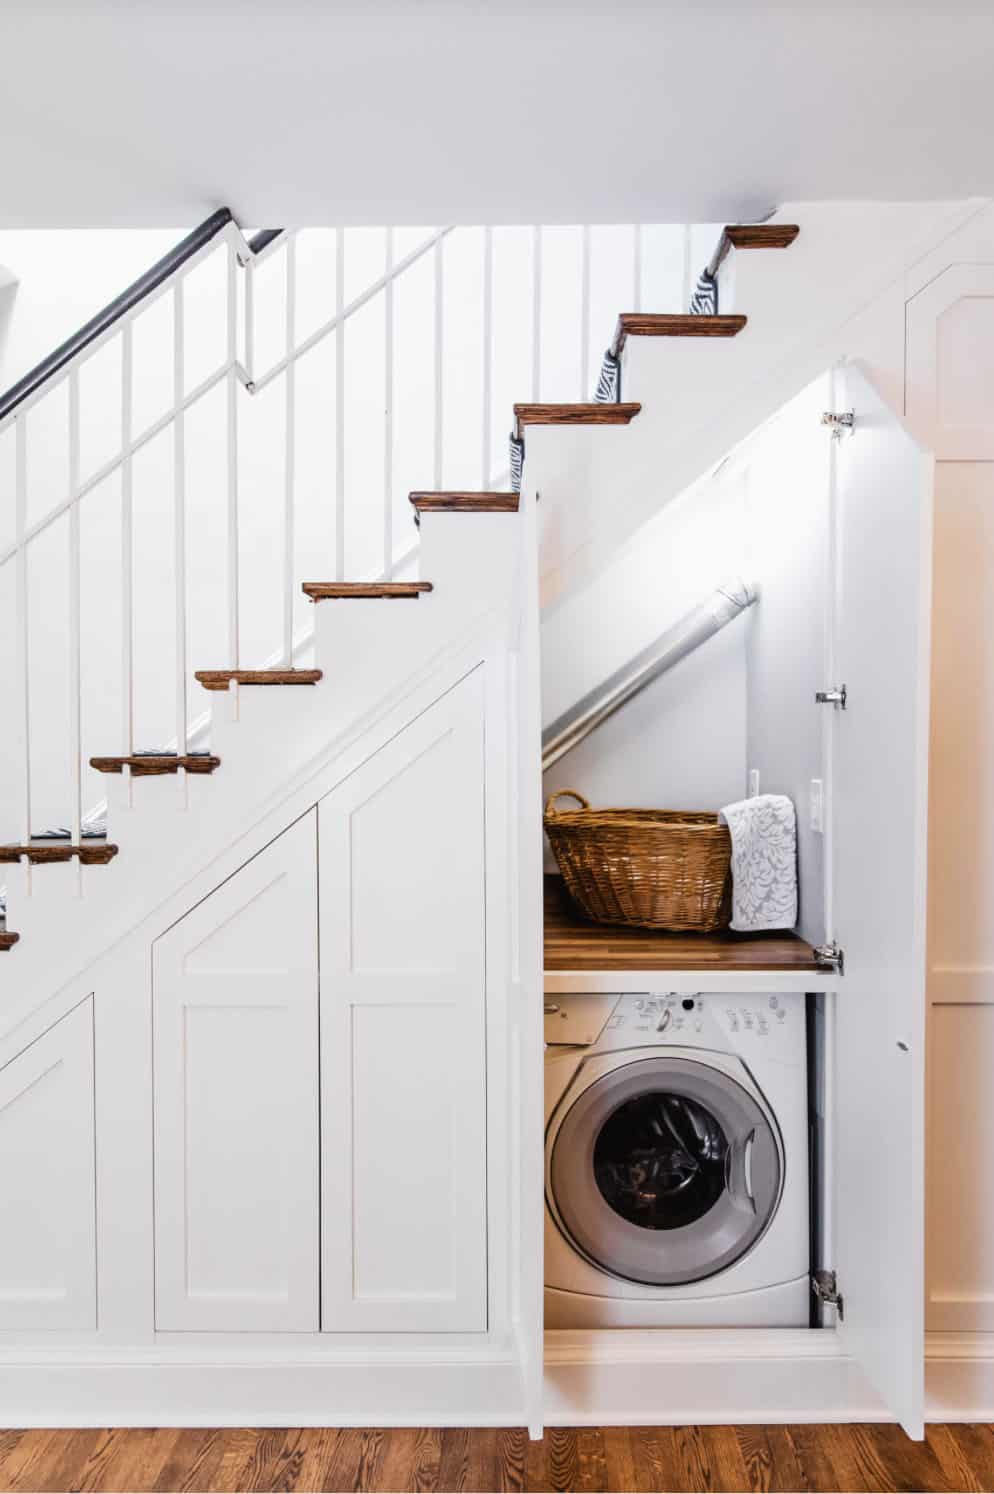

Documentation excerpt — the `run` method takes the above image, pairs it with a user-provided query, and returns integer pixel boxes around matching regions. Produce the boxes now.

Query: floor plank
[927,1423,988,1492]
[948,1425,994,1492]
[1,1424,992,1493]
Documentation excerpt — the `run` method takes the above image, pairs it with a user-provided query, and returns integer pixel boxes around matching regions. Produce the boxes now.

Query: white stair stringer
[0,506,524,1042]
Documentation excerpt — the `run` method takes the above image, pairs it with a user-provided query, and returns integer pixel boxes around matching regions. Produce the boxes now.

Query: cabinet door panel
[0,999,96,1330]
[320,672,487,1332]
[831,364,931,1438]
[153,812,319,1331]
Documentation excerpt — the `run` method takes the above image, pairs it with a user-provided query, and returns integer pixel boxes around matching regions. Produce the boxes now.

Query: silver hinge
[813,941,845,976]
[815,684,846,710]
[811,1268,844,1319]
[821,409,855,438]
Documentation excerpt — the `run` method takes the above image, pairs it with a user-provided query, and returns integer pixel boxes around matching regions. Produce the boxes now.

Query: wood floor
[0,1424,992,1493]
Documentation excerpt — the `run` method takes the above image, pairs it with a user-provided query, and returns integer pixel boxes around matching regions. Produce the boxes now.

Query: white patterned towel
[718,794,798,932]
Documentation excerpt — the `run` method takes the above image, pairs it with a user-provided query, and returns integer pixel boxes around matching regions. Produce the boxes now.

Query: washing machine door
[549,1054,783,1286]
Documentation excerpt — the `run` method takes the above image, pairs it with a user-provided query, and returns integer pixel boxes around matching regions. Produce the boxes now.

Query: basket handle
[544,789,590,817]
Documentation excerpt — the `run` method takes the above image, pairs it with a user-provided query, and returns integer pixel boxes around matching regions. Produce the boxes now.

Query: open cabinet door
[830,363,932,1437]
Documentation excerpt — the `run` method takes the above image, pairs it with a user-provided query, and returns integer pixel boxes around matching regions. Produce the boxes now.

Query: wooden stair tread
[612,314,747,355]
[0,931,19,950]
[0,841,119,866]
[302,582,433,600]
[195,669,323,691]
[544,875,820,972]
[90,754,221,776]
[724,223,800,249]
[513,402,641,432]
[409,492,519,514]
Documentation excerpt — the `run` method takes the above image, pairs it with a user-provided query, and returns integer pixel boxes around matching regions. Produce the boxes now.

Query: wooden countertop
[543,876,820,973]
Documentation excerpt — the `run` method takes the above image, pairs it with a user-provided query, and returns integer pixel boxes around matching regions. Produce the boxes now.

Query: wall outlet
[810,778,825,833]
[748,769,760,798]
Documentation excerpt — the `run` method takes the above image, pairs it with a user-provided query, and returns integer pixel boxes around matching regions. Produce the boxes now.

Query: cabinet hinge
[815,684,846,710]
[811,1268,844,1319]
[813,941,845,976]
[821,409,855,438]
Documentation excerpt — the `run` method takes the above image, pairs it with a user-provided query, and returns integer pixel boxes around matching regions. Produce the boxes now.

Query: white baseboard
[1,1331,988,1429]
[926,1332,994,1421]
[543,1328,889,1425]
[0,1354,525,1429]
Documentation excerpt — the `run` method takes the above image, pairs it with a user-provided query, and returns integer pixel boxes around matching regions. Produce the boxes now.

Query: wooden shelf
[544,876,820,973]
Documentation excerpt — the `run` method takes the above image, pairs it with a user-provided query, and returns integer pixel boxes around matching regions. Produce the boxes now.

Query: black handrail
[0,209,282,424]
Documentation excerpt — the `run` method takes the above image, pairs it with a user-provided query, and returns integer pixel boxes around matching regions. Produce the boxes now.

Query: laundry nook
[0,191,992,1470]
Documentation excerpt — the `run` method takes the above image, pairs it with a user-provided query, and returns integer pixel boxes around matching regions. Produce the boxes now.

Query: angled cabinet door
[153,812,319,1332]
[0,999,96,1330]
[830,364,932,1438]
[319,671,487,1333]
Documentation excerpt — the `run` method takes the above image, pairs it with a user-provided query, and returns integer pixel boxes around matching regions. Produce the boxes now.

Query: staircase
[0,212,802,1014]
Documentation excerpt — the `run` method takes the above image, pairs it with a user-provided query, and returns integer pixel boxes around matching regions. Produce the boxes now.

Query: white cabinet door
[0,999,96,1331]
[830,363,932,1438]
[319,672,487,1333]
[153,812,319,1332]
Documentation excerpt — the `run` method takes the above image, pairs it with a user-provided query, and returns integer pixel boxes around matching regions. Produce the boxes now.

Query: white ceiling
[4,1,994,228]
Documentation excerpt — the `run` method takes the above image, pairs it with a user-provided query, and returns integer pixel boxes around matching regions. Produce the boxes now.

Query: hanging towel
[718,793,798,932]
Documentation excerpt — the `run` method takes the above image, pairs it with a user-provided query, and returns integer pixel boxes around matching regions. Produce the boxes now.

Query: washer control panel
[593,991,802,1058]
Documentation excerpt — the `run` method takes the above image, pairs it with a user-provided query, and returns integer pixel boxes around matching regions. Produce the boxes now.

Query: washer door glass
[550,1055,783,1286]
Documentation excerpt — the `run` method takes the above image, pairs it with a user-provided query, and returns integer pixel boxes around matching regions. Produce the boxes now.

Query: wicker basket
[544,790,732,932]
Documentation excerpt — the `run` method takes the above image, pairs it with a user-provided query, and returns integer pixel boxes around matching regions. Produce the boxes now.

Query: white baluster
[173,282,188,790]
[68,369,82,891]
[14,416,31,892]
[226,241,240,669]
[580,224,591,399]
[682,223,693,312]
[532,225,542,402]
[482,226,493,489]
[383,227,394,579]
[335,227,345,580]
[433,235,444,490]
[244,250,255,390]
[121,323,135,803]
[283,236,297,666]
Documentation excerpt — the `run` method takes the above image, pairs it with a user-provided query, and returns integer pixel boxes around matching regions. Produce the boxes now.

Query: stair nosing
[0,842,120,866]
[195,669,323,690]
[512,402,641,434]
[408,491,519,513]
[302,582,434,600]
[612,314,747,355]
[89,754,222,776]
[723,223,800,250]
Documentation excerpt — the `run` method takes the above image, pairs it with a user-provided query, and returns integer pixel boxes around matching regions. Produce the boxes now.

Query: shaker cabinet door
[319,671,488,1333]
[152,812,320,1332]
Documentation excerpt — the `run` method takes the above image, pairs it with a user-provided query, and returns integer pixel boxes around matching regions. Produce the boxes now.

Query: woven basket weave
[544,790,732,932]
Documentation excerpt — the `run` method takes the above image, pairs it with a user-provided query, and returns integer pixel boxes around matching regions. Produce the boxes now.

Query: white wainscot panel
[152,812,319,1332]
[928,990,994,1333]
[0,999,96,1331]
[907,265,994,457]
[320,673,488,1333]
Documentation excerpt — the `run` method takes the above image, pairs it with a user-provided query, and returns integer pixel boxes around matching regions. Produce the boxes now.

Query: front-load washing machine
[545,992,810,1328]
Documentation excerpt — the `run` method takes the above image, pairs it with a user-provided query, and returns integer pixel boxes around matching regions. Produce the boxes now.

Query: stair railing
[0,218,710,855]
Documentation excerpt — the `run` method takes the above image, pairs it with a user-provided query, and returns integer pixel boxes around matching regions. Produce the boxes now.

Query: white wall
[540,459,749,865]
[0,231,180,391]
[741,375,831,949]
